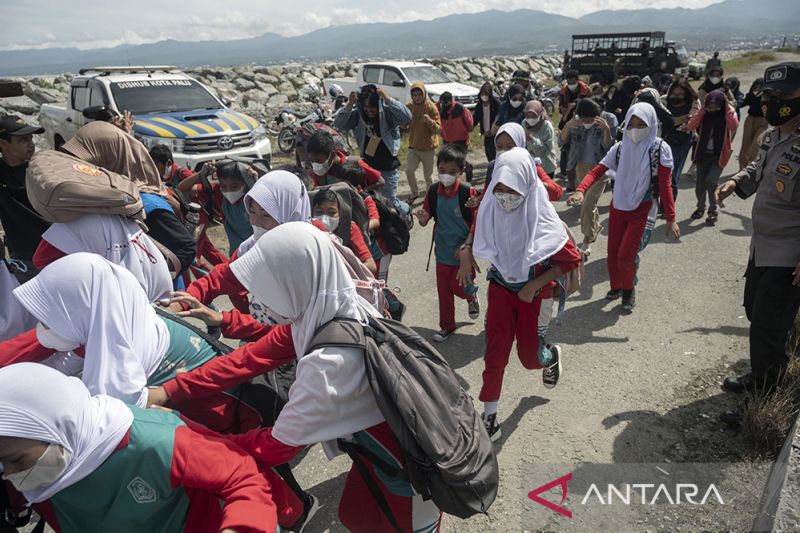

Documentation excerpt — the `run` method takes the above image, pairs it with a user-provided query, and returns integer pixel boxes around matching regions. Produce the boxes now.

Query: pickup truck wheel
[277,127,295,154]
[54,135,65,150]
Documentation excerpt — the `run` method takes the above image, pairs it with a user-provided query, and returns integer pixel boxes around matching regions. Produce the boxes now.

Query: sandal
[691,209,704,220]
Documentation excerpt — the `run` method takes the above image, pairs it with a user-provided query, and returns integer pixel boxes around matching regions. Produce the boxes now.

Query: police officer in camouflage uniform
[715,62,800,425]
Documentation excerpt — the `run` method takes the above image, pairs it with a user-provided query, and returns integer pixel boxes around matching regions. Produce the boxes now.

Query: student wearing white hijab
[568,102,680,313]
[457,147,581,442]
[33,213,172,302]
[0,363,280,533]
[228,222,441,533]
[12,253,222,408]
[166,170,311,317]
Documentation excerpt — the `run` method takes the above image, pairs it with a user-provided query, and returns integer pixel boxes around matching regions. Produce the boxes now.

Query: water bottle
[185,202,202,237]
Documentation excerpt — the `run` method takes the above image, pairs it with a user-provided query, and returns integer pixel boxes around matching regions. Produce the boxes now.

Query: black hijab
[699,90,727,155]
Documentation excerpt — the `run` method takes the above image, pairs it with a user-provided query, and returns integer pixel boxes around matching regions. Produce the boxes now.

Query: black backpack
[369,193,410,255]
[614,138,664,198]
[424,182,474,227]
[309,181,371,247]
[308,316,498,526]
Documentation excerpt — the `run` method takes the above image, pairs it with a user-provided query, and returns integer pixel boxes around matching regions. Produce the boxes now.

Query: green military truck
[567,31,690,83]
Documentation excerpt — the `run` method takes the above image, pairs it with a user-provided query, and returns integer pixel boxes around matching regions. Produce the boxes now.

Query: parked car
[39,66,271,170]
[323,61,479,108]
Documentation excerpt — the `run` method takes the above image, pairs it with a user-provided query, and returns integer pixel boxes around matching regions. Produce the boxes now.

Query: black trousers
[743,259,800,386]
[483,134,496,163]
[449,140,474,182]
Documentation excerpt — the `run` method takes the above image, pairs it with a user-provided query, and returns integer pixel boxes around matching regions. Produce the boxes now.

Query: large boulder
[465,63,484,80]
[267,93,289,107]
[233,77,258,92]
[3,96,39,115]
[255,72,280,85]
[26,86,65,105]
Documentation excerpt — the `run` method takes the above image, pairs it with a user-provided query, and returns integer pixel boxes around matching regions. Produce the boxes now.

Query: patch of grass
[31,77,57,90]
[742,313,800,457]
[724,51,778,75]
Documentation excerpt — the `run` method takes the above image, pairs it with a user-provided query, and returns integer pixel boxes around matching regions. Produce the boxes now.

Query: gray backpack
[308,316,498,525]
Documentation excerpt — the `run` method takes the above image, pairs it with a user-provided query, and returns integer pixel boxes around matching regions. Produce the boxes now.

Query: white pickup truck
[39,66,271,170]
[323,61,479,109]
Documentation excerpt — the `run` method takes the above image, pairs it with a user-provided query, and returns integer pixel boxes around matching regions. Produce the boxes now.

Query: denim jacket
[333,97,412,157]
[560,111,618,170]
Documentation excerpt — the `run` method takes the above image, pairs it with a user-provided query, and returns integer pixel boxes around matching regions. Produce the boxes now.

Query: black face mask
[764,95,800,126]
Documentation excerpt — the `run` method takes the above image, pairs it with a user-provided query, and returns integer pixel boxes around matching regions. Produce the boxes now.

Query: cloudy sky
[4,0,719,51]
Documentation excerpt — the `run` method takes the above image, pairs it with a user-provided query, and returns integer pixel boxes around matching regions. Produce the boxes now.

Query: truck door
[382,67,407,102]
[68,80,91,138]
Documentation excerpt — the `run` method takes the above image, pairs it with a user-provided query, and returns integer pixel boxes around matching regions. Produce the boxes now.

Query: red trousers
[436,262,475,331]
[339,422,441,532]
[607,201,651,291]
[479,281,543,402]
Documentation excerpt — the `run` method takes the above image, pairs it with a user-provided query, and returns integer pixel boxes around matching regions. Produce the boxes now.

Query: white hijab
[230,222,382,447]
[237,170,312,256]
[13,254,169,407]
[600,102,674,211]
[41,214,172,302]
[0,363,133,503]
[495,122,526,150]
[473,147,568,283]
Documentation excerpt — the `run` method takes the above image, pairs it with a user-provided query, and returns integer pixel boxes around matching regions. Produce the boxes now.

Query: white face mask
[314,214,339,233]
[311,159,332,176]
[524,117,539,127]
[494,191,524,211]
[3,444,72,493]
[582,123,594,130]
[709,76,722,85]
[251,224,269,241]
[627,127,650,144]
[438,172,457,187]
[481,95,489,102]
[568,83,578,91]
[162,164,171,181]
[36,323,79,352]
[222,188,245,204]
[510,99,523,108]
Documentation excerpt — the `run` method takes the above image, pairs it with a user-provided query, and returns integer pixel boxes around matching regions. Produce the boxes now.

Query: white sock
[483,401,498,417]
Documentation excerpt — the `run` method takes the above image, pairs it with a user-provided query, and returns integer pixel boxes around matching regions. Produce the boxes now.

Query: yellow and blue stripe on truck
[133,110,260,139]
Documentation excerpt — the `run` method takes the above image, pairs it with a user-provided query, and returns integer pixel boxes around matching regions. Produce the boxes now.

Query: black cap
[511,69,531,81]
[762,62,800,94]
[0,115,45,138]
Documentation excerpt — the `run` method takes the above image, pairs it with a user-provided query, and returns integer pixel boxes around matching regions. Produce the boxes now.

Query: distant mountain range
[1,0,798,76]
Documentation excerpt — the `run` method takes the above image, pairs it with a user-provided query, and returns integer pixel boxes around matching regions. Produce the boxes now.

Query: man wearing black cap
[715,62,800,425]
[0,115,50,261]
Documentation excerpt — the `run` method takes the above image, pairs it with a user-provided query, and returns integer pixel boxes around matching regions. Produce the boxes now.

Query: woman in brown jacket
[405,81,441,202]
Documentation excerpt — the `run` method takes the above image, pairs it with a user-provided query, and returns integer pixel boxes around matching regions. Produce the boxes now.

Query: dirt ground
[18,52,800,533]
[258,53,799,533]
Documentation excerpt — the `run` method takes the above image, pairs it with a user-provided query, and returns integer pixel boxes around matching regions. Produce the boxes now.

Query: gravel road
[18,52,800,533]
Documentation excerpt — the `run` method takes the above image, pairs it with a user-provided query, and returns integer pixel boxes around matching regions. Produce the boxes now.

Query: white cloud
[1,0,722,51]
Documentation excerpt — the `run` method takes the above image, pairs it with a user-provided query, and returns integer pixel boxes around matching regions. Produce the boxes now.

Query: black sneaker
[287,493,321,532]
[433,328,455,342]
[542,344,562,389]
[606,289,623,300]
[722,373,756,394]
[468,298,480,319]
[621,289,636,313]
[483,412,501,442]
